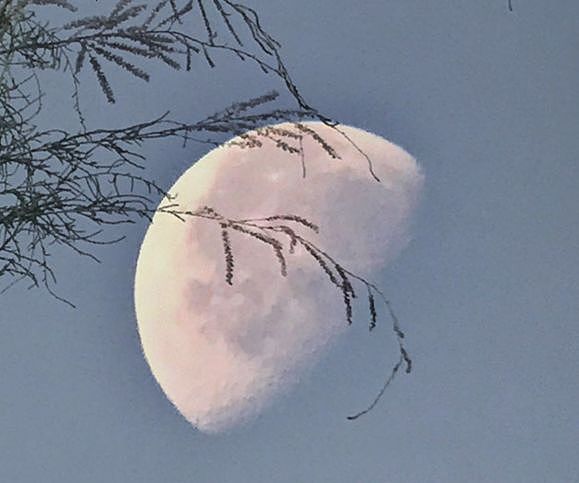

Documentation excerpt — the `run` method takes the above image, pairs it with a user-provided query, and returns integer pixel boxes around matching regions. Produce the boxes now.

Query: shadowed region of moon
[134,122,423,433]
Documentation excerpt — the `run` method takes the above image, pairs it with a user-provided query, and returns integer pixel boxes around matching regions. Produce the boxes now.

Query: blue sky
[1,1,578,481]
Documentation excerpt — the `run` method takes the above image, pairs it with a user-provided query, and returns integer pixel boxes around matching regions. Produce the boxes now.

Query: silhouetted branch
[172,206,413,418]
[1,0,409,419]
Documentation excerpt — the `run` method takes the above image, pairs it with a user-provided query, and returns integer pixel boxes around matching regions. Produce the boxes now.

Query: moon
[134,122,422,433]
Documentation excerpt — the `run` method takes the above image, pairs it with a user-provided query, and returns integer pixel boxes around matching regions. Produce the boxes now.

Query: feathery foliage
[187,206,413,419]
[1,0,411,419]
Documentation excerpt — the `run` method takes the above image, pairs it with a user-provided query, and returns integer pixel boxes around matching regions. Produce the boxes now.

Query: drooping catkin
[299,241,340,287]
[368,289,377,331]
[88,55,115,103]
[220,223,234,285]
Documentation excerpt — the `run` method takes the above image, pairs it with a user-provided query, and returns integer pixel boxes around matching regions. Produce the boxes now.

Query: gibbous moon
[134,122,422,433]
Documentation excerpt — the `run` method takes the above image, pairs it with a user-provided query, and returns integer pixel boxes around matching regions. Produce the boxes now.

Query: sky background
[2,1,578,482]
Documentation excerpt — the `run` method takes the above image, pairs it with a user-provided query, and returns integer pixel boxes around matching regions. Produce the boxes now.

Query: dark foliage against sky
[0,0,413,418]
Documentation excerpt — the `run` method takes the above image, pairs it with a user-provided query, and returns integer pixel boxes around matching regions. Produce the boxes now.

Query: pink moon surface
[134,122,422,433]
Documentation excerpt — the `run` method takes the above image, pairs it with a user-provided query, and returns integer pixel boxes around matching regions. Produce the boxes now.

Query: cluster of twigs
[1,0,411,419]
[0,0,337,296]
[180,206,413,420]
[0,0,317,113]
[0,88,336,301]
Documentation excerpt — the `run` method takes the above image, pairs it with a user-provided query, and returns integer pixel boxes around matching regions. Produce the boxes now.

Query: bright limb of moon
[134,122,423,433]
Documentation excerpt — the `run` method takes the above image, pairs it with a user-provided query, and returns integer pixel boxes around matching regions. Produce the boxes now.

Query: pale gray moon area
[134,122,423,433]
